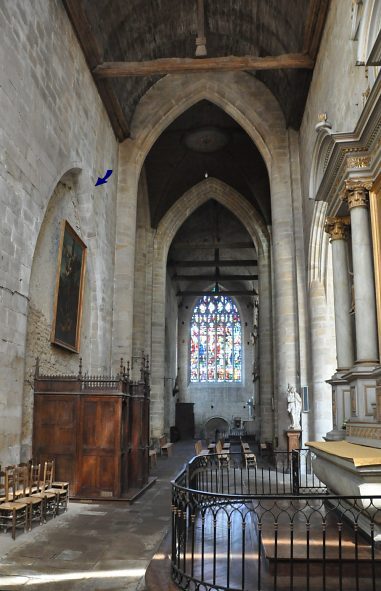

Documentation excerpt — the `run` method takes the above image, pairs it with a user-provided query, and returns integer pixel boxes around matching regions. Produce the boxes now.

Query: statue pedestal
[286,429,301,454]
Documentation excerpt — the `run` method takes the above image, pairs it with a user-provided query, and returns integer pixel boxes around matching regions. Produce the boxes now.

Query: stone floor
[0,441,195,591]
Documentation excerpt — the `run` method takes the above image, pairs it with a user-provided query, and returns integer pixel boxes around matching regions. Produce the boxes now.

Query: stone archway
[149,178,273,440]
[113,71,302,447]
[205,417,230,439]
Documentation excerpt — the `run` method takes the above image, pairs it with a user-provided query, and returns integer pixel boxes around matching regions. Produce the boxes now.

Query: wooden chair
[241,441,257,469]
[159,435,173,457]
[0,468,28,539]
[43,460,69,514]
[195,440,209,456]
[30,462,58,521]
[13,465,44,530]
[215,440,230,467]
[244,452,257,469]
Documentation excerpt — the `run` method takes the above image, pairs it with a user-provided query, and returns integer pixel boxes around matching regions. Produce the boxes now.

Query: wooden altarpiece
[33,356,150,499]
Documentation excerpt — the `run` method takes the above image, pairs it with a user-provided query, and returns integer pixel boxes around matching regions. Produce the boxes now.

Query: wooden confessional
[32,357,150,499]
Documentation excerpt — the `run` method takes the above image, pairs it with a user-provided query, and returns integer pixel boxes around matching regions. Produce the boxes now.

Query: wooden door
[78,395,122,498]
[175,403,195,439]
[33,394,79,494]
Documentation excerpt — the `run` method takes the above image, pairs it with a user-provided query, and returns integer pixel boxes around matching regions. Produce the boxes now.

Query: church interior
[1,1,381,589]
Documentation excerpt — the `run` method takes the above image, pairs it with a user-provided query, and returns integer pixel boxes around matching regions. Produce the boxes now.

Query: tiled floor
[0,441,195,591]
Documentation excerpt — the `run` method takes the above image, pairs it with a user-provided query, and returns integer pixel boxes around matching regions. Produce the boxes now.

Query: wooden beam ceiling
[62,0,130,140]
[303,0,331,60]
[93,53,315,79]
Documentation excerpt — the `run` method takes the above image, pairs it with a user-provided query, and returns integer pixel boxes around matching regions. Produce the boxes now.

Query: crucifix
[195,0,207,57]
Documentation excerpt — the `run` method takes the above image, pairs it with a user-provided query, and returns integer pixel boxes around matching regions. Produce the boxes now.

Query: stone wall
[297,0,372,440]
[164,273,178,432]
[300,0,370,232]
[0,0,118,464]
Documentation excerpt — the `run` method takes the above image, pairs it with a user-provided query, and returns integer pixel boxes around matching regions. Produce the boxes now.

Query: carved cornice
[324,215,351,240]
[340,179,373,209]
[314,73,381,211]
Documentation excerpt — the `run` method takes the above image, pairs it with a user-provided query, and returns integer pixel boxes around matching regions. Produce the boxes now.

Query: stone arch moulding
[114,72,289,360]
[149,177,272,437]
[204,416,230,435]
[309,118,333,201]
[113,70,299,444]
[155,177,269,257]
[128,71,284,175]
[25,164,102,369]
[30,160,83,268]
[308,200,329,287]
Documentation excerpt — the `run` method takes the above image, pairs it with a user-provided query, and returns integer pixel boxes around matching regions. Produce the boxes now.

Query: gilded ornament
[340,178,373,209]
[347,425,381,439]
[347,156,371,169]
[324,216,350,240]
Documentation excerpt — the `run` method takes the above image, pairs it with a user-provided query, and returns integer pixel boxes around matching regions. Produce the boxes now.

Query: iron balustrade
[171,449,381,591]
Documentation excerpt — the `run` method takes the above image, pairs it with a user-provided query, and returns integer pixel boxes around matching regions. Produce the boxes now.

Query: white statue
[287,384,302,430]
[251,297,259,343]
[247,396,254,419]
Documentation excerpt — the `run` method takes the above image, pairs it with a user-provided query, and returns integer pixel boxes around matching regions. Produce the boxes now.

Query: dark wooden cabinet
[175,402,195,440]
[33,366,150,499]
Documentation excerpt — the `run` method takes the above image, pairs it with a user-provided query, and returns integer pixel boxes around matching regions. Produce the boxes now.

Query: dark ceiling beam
[177,290,257,296]
[303,0,331,60]
[174,274,258,281]
[93,53,315,78]
[62,0,130,141]
[168,260,258,267]
[172,241,255,249]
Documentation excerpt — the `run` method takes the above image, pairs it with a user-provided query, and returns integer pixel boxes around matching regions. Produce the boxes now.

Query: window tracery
[190,294,242,383]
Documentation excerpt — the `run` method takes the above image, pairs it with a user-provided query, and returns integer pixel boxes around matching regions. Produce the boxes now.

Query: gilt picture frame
[51,220,87,352]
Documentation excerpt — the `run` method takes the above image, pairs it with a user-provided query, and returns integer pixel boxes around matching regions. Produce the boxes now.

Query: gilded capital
[324,216,351,241]
[340,179,373,210]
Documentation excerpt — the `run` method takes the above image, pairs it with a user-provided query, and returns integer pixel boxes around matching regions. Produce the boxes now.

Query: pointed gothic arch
[113,71,302,446]
[148,178,273,438]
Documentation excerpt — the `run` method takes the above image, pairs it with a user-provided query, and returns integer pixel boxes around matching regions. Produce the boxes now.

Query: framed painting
[51,220,87,352]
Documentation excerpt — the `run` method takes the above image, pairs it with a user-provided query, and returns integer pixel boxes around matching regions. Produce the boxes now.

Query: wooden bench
[159,435,173,457]
[149,449,157,467]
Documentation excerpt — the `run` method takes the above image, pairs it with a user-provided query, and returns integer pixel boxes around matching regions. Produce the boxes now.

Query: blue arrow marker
[95,169,113,186]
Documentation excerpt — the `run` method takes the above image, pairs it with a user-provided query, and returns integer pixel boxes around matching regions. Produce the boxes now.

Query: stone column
[324,216,354,370]
[341,180,379,364]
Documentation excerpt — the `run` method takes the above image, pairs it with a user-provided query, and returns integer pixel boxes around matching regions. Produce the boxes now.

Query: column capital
[324,216,351,241]
[340,179,373,209]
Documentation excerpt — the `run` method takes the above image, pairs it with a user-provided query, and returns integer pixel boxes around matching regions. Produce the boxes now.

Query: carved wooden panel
[33,375,149,499]
[33,394,78,494]
[78,396,122,497]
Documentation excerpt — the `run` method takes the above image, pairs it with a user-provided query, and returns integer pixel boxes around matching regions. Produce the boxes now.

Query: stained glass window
[190,294,242,383]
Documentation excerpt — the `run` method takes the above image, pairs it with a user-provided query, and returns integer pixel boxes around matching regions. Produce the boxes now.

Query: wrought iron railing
[171,450,381,591]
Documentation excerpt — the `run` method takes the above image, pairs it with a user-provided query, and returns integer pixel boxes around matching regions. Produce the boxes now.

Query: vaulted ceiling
[62,0,329,298]
[146,100,270,227]
[63,0,330,139]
